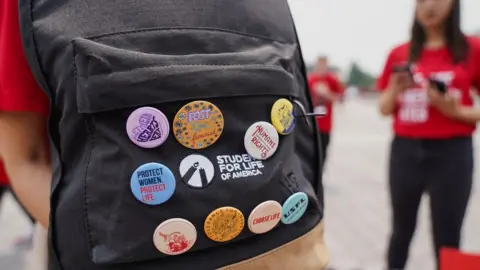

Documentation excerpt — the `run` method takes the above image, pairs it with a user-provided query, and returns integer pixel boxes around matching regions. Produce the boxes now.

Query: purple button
[126,107,170,148]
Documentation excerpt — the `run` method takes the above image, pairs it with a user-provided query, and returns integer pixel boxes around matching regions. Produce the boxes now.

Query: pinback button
[126,107,170,148]
[179,154,215,189]
[271,98,296,135]
[248,200,282,234]
[244,121,279,160]
[173,101,224,150]
[153,218,197,255]
[281,192,309,225]
[204,206,245,242]
[130,163,176,206]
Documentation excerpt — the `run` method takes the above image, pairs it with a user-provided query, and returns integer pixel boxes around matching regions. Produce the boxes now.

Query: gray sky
[288,0,480,75]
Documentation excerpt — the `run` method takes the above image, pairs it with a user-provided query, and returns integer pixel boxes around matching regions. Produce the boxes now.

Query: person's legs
[387,137,427,269]
[426,137,473,269]
[319,132,330,171]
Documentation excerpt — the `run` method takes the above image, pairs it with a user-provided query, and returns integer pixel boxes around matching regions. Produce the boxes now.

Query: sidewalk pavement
[0,98,479,270]
[324,99,480,270]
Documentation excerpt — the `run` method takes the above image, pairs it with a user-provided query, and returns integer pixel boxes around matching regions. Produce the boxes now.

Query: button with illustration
[248,200,282,234]
[126,107,170,148]
[281,192,309,225]
[153,218,197,255]
[130,163,176,205]
[244,121,279,160]
[271,98,296,135]
[173,101,224,150]
[179,154,215,189]
[204,206,245,242]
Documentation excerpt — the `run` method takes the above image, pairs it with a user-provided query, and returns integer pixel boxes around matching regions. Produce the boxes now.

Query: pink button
[153,218,197,255]
[248,200,282,234]
[126,107,170,148]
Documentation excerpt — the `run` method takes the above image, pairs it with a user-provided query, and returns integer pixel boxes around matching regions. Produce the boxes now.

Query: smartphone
[428,78,447,94]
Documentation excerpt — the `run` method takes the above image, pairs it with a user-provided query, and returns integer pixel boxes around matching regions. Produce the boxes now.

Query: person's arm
[0,0,51,228]
[332,74,345,103]
[376,49,409,116]
[0,113,51,228]
[432,38,480,124]
[313,82,338,103]
[455,106,480,123]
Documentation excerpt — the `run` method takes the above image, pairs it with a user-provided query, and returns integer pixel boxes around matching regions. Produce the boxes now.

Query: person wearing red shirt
[308,56,344,171]
[0,0,50,269]
[377,0,480,269]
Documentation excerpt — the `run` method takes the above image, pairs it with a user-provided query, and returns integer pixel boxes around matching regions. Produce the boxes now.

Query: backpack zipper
[289,97,325,130]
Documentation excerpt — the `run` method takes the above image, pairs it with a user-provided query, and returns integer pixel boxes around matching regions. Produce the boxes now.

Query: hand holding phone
[428,78,447,95]
[389,63,414,93]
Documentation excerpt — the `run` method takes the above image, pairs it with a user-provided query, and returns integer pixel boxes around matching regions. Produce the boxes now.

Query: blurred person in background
[0,0,49,269]
[308,56,345,171]
[377,0,480,269]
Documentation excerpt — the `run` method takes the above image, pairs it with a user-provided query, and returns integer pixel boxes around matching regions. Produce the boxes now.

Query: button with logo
[130,163,176,205]
[126,107,170,148]
[271,98,296,135]
[179,154,215,189]
[244,121,279,160]
[248,200,282,234]
[281,192,309,225]
[153,218,197,255]
[173,101,224,150]
[204,206,245,242]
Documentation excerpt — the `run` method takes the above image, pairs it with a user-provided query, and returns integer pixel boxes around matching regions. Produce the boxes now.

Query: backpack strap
[18,1,63,269]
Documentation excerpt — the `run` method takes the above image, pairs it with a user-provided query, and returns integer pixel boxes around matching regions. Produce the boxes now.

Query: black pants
[320,132,330,171]
[387,136,474,270]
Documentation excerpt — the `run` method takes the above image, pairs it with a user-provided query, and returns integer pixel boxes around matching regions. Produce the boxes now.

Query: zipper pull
[290,98,325,130]
[291,99,326,118]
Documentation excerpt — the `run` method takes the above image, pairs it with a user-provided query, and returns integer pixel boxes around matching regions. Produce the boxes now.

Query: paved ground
[324,98,480,270]
[0,97,479,270]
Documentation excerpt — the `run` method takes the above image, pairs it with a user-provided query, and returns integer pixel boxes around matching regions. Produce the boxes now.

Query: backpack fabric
[19,1,324,269]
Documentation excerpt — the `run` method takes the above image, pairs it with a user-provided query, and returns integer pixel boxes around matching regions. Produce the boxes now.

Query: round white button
[248,200,282,234]
[244,121,279,160]
[153,218,197,255]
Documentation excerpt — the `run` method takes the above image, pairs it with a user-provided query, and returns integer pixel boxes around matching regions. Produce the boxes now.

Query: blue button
[130,163,176,205]
[281,192,309,225]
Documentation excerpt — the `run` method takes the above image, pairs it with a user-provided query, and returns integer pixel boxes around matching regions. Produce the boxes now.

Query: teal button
[130,163,176,205]
[281,192,309,224]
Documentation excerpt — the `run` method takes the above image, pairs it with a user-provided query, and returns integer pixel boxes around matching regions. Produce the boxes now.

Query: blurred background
[0,0,479,269]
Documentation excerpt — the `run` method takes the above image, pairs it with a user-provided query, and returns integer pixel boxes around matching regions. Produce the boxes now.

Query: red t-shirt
[308,73,344,133]
[376,38,480,138]
[0,0,50,185]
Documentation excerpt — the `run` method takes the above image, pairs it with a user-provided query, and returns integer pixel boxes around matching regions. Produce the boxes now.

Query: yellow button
[204,206,245,242]
[173,101,224,149]
[271,98,296,135]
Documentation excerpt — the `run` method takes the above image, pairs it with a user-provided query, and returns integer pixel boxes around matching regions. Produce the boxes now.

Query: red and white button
[248,200,282,234]
[244,121,279,160]
[153,218,197,255]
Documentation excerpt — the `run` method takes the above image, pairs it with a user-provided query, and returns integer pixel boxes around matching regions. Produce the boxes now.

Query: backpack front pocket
[74,28,321,265]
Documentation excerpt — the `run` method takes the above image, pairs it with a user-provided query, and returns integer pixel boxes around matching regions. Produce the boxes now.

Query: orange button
[173,101,224,149]
[204,206,245,242]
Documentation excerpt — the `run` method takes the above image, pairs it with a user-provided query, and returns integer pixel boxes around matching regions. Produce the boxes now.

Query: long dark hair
[409,0,469,64]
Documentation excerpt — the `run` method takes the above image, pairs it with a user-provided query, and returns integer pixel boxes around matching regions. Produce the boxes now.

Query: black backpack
[19,1,324,269]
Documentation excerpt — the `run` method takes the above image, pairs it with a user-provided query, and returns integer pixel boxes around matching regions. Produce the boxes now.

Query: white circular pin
[153,218,197,256]
[244,121,279,160]
[179,154,215,189]
[248,200,282,234]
